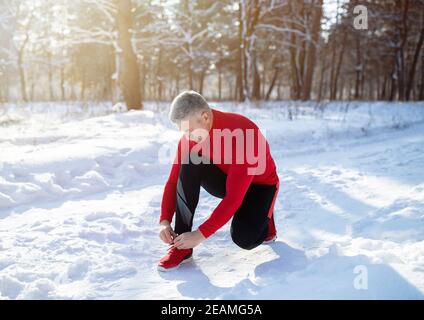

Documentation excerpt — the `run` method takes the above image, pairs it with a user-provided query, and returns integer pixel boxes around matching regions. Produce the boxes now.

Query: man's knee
[230,225,261,250]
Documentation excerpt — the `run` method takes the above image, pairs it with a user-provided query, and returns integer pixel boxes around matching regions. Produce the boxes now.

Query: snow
[0,100,424,300]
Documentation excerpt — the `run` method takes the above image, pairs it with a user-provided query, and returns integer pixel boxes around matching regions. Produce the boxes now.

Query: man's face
[178,110,212,143]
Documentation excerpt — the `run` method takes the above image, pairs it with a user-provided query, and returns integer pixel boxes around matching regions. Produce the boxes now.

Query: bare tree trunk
[406,26,424,100]
[17,35,29,103]
[116,0,142,110]
[318,57,327,101]
[302,0,323,101]
[0,81,3,102]
[261,62,267,98]
[420,55,424,100]
[48,52,54,101]
[0,72,4,102]
[389,71,397,101]
[237,1,245,101]
[252,55,261,100]
[380,75,387,100]
[188,56,193,90]
[17,14,32,103]
[338,77,345,100]
[228,75,234,100]
[218,66,222,101]
[156,48,163,100]
[242,1,249,100]
[29,69,35,101]
[265,68,279,101]
[4,71,10,102]
[288,0,302,100]
[395,0,409,101]
[277,78,282,100]
[289,35,300,99]
[199,70,205,95]
[158,81,162,101]
[60,65,65,100]
[18,54,28,102]
[106,47,114,101]
[176,73,180,96]
[361,58,366,99]
[354,36,362,100]
[140,60,146,101]
[241,0,260,101]
[347,80,353,100]
[232,75,237,100]
[376,68,381,100]
[331,31,347,100]
[80,71,86,101]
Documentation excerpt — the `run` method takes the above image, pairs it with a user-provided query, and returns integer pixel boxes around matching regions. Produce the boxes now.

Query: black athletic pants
[174,157,277,250]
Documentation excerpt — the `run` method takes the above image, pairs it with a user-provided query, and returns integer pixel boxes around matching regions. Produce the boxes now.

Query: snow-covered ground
[0,101,423,300]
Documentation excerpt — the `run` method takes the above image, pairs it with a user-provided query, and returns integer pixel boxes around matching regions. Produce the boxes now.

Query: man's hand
[173,230,206,249]
[159,220,178,245]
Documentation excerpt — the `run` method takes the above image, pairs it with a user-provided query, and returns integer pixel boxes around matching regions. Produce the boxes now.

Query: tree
[115,0,141,109]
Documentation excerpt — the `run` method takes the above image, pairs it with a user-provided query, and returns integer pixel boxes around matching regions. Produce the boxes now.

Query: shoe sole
[157,256,193,272]
[262,235,277,244]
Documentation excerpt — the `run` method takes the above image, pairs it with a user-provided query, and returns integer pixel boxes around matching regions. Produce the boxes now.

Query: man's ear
[201,110,210,122]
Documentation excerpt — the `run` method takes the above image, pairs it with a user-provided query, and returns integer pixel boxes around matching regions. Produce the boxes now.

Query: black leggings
[174,157,277,250]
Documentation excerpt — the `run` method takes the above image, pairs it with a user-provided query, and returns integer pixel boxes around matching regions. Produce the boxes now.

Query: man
[158,91,279,271]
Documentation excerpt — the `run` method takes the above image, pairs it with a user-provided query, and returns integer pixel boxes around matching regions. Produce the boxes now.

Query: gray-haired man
[158,91,279,271]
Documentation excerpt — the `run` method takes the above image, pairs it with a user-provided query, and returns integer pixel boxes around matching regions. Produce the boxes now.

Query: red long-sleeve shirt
[160,108,279,238]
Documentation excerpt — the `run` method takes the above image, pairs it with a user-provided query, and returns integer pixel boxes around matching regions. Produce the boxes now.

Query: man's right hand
[159,220,178,245]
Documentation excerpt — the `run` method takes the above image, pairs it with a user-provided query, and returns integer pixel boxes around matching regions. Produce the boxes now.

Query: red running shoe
[157,246,193,272]
[263,213,277,244]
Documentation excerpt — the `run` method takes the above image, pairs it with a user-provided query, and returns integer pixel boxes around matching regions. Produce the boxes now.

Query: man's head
[169,91,213,143]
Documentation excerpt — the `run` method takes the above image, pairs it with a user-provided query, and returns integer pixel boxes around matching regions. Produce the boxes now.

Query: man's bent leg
[231,183,278,250]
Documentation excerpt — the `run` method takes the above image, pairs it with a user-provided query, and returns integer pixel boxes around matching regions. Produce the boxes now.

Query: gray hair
[169,91,210,123]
